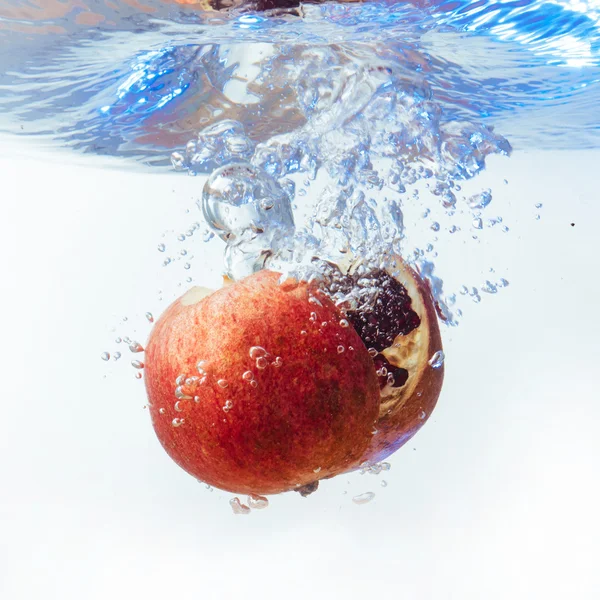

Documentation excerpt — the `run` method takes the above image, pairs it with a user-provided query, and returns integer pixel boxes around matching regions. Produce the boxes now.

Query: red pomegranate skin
[145,270,380,495]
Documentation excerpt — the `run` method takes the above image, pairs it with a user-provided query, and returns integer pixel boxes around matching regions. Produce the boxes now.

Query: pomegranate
[144,256,443,495]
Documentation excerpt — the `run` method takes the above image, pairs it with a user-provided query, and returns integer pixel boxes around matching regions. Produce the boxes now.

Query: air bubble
[243,371,254,381]
[250,380,258,388]
[321,321,328,328]
[157,243,166,252]
[176,374,186,386]
[381,480,388,488]
[256,357,268,369]
[172,418,185,427]
[352,492,376,505]
[428,350,445,368]
[300,330,307,336]
[247,494,269,509]
[217,379,228,388]
[115,337,122,344]
[308,296,323,307]
[175,386,192,400]
[249,346,267,359]
[230,497,251,515]
[145,312,154,323]
[368,348,378,358]
[159,408,166,414]
[174,401,185,412]
[313,466,322,473]
[129,342,144,353]
[134,372,142,379]
[339,319,349,328]
[419,410,426,420]
[101,352,110,361]
[272,357,282,367]
[223,400,233,412]
[337,345,345,354]
[131,360,144,369]
[113,352,121,361]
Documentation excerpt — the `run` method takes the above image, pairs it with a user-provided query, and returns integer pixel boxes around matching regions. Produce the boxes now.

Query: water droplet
[172,418,184,427]
[249,346,267,359]
[428,350,445,369]
[352,492,376,505]
[157,243,166,252]
[256,357,268,369]
[247,494,269,510]
[337,345,345,354]
[223,400,233,412]
[131,360,144,369]
[339,319,349,328]
[468,189,492,209]
[101,352,110,361]
[230,497,251,515]
[129,341,144,353]
[145,312,154,323]
[217,379,228,388]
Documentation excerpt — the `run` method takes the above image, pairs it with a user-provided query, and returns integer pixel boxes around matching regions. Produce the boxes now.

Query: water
[3,0,599,325]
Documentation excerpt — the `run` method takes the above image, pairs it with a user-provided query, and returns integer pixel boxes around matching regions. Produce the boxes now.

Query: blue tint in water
[0,0,599,161]
[2,0,594,322]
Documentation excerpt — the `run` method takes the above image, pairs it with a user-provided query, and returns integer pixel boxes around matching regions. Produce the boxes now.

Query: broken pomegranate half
[143,255,443,495]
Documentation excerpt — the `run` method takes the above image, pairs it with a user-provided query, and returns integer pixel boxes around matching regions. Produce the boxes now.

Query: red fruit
[145,256,444,495]
[144,270,380,495]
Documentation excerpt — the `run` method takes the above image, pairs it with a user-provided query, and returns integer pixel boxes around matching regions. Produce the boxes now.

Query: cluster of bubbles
[230,494,269,515]
[170,43,514,325]
[101,314,153,381]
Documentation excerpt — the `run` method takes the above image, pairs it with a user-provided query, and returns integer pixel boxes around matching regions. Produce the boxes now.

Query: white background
[1,140,599,599]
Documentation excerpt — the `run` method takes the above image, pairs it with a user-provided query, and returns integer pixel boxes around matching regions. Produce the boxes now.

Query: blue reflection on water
[0,0,599,162]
